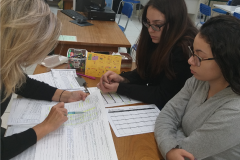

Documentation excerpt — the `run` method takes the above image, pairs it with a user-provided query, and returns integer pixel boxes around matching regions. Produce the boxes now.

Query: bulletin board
[85,52,122,77]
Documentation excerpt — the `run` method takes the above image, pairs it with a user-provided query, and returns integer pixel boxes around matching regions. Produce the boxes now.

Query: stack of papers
[29,69,85,90]
[6,92,118,160]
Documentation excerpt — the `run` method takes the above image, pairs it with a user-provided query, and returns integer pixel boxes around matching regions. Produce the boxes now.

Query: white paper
[51,69,77,78]
[29,72,56,87]
[29,69,84,90]
[51,69,82,90]
[88,87,141,108]
[7,98,57,125]
[5,125,36,160]
[36,92,118,160]
[107,104,160,137]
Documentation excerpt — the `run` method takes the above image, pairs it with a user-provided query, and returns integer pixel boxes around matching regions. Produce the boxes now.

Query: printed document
[29,69,84,90]
[35,92,118,160]
[7,98,57,125]
[107,104,160,137]
[88,87,141,107]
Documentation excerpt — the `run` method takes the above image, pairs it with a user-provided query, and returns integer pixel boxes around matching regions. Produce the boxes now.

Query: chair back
[233,12,240,19]
[121,2,133,18]
[118,2,133,32]
[200,3,211,16]
[227,0,232,5]
[123,0,140,3]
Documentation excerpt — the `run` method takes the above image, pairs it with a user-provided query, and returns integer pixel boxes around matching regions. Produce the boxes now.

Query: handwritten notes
[85,52,122,77]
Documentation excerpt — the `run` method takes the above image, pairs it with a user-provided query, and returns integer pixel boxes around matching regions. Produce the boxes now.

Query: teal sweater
[154,76,240,160]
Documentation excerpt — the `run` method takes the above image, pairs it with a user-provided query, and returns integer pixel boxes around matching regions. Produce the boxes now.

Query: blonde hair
[0,0,61,101]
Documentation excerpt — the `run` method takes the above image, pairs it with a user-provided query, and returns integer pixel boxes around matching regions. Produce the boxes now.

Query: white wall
[140,0,149,6]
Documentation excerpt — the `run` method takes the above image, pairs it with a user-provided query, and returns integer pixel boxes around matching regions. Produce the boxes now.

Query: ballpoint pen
[77,73,96,80]
[68,111,85,114]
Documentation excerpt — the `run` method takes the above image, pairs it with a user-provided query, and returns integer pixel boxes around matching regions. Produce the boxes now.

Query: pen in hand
[68,111,85,115]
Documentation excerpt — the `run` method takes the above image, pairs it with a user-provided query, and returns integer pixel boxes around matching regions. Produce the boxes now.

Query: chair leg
[116,1,123,18]
[138,3,141,18]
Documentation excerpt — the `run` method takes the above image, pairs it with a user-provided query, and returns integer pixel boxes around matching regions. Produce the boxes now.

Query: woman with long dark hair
[97,0,198,109]
[155,15,240,160]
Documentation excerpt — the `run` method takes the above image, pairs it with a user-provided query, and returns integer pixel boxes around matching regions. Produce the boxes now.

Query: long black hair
[136,0,197,79]
[200,15,240,95]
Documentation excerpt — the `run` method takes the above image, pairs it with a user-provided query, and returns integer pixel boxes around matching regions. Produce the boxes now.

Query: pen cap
[67,48,87,72]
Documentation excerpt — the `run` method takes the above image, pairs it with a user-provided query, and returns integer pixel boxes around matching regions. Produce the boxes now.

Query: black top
[117,46,192,110]
[1,76,57,160]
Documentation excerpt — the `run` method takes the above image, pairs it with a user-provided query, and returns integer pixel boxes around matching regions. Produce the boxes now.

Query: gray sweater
[154,77,240,160]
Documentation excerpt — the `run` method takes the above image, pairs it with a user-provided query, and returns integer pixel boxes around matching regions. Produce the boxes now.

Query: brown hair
[0,0,61,101]
[136,0,198,79]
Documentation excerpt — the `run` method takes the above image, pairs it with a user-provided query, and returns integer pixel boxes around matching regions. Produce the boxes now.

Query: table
[33,63,164,160]
[55,10,131,56]
[213,4,238,13]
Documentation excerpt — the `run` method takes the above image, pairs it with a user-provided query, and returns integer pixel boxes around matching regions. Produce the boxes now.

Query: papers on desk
[29,69,85,90]
[88,87,141,107]
[6,92,118,160]
[58,35,77,42]
[7,98,58,125]
[107,104,160,137]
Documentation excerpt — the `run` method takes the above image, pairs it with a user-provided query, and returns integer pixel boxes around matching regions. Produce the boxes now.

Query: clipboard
[75,76,89,93]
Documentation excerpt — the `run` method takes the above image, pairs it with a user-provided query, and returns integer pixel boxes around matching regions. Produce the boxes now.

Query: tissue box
[67,48,87,72]
[110,52,132,68]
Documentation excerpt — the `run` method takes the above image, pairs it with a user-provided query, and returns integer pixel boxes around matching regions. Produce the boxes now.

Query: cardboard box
[110,52,132,69]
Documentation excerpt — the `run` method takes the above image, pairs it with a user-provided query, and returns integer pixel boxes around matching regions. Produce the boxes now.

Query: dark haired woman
[155,15,240,160]
[97,0,198,109]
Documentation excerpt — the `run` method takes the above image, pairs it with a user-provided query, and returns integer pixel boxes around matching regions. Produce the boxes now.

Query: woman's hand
[97,81,119,93]
[166,149,195,160]
[100,71,124,84]
[52,89,88,102]
[66,90,88,102]
[33,102,68,141]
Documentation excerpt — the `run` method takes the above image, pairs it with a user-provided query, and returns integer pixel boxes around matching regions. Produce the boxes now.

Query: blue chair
[117,0,141,19]
[197,3,211,27]
[130,44,137,58]
[212,0,232,15]
[118,2,133,32]
[233,12,240,19]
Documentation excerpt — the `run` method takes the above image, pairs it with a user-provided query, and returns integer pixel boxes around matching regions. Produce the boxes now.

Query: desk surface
[213,4,238,12]
[57,10,131,47]
[33,63,164,160]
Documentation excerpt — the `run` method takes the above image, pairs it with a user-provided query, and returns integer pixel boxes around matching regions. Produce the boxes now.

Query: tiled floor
[2,6,201,128]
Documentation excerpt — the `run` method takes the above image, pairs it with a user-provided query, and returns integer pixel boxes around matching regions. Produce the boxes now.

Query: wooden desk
[33,63,163,160]
[55,10,131,56]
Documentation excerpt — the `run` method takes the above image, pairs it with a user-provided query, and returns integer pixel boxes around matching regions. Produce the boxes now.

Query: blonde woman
[0,0,87,159]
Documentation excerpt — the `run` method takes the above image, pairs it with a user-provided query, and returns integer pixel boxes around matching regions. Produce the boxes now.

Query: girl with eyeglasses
[1,0,88,159]
[97,0,197,109]
[155,15,240,160]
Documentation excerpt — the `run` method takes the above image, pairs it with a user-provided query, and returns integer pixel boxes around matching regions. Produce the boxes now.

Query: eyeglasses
[143,21,165,31]
[188,46,215,67]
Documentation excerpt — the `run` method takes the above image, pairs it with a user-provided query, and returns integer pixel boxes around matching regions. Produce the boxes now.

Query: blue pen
[68,111,85,114]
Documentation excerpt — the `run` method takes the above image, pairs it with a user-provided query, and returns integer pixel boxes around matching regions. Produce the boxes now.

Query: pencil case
[67,48,87,72]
